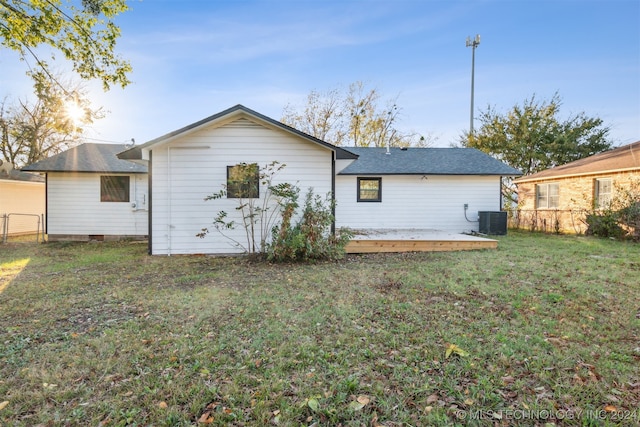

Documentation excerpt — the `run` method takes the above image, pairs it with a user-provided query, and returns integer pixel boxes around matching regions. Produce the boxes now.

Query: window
[357,177,382,202]
[536,183,559,209]
[227,163,259,199]
[100,176,130,202]
[595,178,612,208]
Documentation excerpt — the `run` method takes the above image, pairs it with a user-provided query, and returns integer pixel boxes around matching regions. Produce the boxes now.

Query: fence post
[2,213,7,243]
[41,214,46,242]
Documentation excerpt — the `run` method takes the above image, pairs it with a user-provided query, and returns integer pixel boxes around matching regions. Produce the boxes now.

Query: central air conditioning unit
[478,211,508,235]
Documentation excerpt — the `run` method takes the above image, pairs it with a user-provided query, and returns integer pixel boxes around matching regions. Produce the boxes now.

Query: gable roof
[118,104,358,161]
[21,143,147,174]
[338,147,522,176]
[514,140,640,183]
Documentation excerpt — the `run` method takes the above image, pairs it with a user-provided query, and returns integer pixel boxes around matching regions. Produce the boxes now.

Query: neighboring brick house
[513,140,640,234]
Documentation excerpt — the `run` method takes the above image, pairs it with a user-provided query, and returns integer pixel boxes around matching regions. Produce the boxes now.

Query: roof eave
[514,166,640,183]
[338,172,523,176]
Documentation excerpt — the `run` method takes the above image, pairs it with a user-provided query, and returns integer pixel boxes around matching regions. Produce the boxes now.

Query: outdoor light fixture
[466,34,480,135]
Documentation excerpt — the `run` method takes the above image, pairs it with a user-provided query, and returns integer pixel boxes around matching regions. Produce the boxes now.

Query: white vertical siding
[0,180,45,235]
[335,175,501,232]
[47,172,148,236]
[151,118,333,255]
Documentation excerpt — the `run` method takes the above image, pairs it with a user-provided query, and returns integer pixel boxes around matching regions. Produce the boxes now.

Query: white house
[118,105,358,255]
[115,105,521,255]
[335,147,517,232]
[22,105,520,252]
[22,143,148,241]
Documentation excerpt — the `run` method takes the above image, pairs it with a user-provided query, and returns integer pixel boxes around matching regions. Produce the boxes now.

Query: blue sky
[1,0,639,147]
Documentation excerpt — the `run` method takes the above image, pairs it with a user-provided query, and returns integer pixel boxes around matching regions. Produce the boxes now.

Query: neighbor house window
[357,177,382,202]
[227,163,259,199]
[536,183,559,209]
[100,176,130,202]
[595,178,612,208]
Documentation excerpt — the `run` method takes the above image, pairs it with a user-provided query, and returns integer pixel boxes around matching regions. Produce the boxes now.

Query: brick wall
[514,171,639,234]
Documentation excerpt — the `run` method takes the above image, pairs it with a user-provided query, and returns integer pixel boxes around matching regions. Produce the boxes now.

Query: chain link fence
[508,209,588,234]
[1,213,45,243]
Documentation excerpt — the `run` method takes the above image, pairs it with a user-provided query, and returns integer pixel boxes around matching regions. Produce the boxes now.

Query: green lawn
[0,232,638,426]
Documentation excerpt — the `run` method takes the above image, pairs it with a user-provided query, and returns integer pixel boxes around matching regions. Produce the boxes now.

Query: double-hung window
[595,178,612,208]
[535,183,559,209]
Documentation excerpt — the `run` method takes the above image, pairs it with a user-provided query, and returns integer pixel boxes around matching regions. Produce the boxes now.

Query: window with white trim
[595,178,612,208]
[535,183,559,209]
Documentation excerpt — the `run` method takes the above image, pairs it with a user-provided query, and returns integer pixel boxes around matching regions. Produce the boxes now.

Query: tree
[0,0,131,90]
[281,87,348,146]
[0,75,104,168]
[462,93,612,176]
[282,82,432,147]
[461,93,612,204]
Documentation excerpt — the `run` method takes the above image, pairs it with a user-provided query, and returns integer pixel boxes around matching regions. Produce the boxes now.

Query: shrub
[584,177,640,241]
[266,190,352,262]
[584,212,625,239]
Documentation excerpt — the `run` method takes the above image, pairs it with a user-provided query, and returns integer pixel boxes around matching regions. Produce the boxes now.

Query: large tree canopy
[462,93,612,176]
[282,82,431,147]
[1,76,103,168]
[0,0,131,90]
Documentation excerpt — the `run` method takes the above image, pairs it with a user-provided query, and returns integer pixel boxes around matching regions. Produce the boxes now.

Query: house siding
[515,171,639,233]
[46,172,148,238]
[335,175,501,232]
[150,118,333,255]
[0,180,45,235]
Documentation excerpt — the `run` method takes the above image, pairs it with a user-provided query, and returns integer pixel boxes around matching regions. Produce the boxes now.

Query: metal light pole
[466,34,480,135]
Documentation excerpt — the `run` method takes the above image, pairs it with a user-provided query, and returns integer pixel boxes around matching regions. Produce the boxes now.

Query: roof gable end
[118,104,357,160]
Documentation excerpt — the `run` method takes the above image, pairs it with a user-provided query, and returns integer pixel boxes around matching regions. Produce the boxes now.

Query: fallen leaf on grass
[158,401,168,409]
[357,395,370,405]
[0,401,8,411]
[445,343,469,359]
[426,394,438,404]
[348,395,370,411]
[307,397,320,412]
[198,411,213,423]
[501,375,515,385]
[604,405,617,412]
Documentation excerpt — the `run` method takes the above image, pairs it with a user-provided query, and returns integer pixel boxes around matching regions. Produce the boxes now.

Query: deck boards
[344,229,498,253]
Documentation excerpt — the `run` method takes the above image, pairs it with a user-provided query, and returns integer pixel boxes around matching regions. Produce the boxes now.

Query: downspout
[45,173,48,235]
[147,151,153,255]
[167,148,172,256]
[331,151,336,235]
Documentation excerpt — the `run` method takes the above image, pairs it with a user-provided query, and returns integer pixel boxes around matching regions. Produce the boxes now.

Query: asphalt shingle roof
[22,143,147,174]
[0,167,44,182]
[339,147,522,176]
[514,140,640,183]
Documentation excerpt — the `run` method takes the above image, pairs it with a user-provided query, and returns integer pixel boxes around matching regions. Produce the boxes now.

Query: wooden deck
[344,229,498,254]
